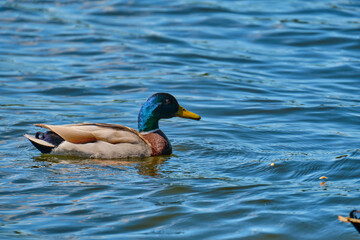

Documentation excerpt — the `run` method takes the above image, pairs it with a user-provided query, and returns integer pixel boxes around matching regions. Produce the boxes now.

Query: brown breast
[141,129,172,156]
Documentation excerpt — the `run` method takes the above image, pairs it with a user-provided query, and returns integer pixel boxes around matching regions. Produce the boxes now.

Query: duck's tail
[25,131,64,154]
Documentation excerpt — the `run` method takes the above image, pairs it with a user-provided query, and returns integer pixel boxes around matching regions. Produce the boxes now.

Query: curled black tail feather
[36,131,64,146]
[27,131,65,154]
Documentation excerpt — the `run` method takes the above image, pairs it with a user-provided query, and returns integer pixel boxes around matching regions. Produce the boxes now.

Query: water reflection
[33,155,169,177]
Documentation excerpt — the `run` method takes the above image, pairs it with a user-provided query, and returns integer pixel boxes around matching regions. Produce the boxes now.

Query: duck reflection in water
[33,155,169,177]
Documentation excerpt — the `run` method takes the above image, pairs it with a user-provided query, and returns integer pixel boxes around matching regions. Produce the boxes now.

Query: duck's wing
[34,123,150,145]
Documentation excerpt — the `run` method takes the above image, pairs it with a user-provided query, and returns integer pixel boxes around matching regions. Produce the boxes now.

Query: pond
[1,0,360,239]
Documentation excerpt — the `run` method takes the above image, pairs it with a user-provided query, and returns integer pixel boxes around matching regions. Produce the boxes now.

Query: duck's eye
[164,99,171,105]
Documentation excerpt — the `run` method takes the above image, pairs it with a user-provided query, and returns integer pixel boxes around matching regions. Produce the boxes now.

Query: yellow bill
[175,106,201,120]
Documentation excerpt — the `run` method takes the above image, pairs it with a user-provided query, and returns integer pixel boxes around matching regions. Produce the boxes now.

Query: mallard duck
[25,93,201,159]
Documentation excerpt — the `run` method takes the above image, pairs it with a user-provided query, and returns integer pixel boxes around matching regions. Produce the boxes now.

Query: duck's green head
[138,93,201,132]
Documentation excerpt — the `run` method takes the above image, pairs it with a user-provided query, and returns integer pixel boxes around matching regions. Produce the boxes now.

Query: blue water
[1,0,360,239]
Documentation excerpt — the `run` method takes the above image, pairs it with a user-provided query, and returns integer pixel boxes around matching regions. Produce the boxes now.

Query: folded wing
[35,123,147,144]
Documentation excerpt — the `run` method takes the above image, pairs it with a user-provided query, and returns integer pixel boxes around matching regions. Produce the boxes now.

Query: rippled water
[1,0,360,239]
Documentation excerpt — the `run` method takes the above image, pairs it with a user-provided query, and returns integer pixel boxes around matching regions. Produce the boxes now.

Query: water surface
[1,0,360,239]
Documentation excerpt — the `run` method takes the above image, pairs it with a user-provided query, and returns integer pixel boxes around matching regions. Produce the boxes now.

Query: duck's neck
[138,108,160,133]
[138,104,172,155]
